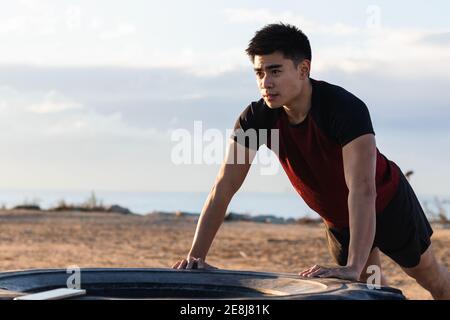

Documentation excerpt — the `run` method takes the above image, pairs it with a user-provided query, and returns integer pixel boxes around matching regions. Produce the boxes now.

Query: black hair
[246,23,312,66]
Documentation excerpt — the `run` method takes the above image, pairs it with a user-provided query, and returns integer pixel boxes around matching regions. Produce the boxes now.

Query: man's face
[253,51,309,108]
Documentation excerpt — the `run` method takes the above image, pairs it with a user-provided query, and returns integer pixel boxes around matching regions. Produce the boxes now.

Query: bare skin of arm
[300,134,377,280]
[172,140,256,270]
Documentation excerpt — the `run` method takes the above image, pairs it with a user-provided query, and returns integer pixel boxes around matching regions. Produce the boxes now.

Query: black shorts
[325,171,433,269]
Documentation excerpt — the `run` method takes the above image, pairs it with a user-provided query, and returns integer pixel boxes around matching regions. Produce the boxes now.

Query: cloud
[0,85,166,142]
[223,8,359,36]
[0,63,449,193]
[100,23,137,40]
[0,3,59,36]
[0,66,258,132]
[0,83,190,192]
[224,8,450,76]
[0,2,449,81]
[1,65,449,132]
[28,90,83,113]
[418,32,450,47]
[331,28,450,77]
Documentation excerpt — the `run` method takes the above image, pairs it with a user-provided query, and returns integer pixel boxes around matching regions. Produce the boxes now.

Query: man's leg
[400,244,450,300]
[359,247,388,286]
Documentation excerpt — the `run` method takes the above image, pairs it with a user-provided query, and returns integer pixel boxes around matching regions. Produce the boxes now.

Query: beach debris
[224,211,320,225]
[12,197,41,211]
[106,205,132,215]
[13,204,41,211]
[239,251,249,259]
[47,196,133,214]
[224,212,252,222]
[175,210,184,217]
[253,215,286,224]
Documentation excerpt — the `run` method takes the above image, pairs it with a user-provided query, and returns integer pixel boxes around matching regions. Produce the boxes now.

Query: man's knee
[401,245,450,299]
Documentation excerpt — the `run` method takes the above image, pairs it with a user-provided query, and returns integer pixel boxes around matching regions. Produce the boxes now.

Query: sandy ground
[0,209,448,300]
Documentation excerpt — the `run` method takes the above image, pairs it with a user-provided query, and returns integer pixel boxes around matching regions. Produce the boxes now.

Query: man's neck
[282,79,313,125]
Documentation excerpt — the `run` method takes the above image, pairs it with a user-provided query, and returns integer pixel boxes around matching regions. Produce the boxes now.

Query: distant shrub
[423,197,449,224]
[12,198,41,211]
[49,191,132,215]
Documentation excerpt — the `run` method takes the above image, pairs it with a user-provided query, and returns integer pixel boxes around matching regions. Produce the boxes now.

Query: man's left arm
[343,133,377,277]
[299,133,377,281]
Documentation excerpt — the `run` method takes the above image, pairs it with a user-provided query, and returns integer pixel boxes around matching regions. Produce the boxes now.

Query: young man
[172,23,450,299]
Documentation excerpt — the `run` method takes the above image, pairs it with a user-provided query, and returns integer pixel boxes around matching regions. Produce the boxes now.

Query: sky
[0,0,449,196]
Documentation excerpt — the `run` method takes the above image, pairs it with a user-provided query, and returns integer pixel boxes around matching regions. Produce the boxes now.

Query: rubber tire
[0,268,406,300]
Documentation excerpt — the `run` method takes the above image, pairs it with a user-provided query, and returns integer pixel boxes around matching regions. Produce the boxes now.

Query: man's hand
[299,265,360,281]
[171,257,218,270]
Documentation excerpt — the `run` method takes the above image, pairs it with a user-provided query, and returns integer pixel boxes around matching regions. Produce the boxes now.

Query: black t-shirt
[232,78,400,228]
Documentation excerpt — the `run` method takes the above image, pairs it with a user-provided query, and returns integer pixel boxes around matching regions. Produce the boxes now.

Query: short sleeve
[230,100,269,150]
[331,98,375,147]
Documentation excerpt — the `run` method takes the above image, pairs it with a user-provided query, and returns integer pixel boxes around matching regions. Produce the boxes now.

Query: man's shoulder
[311,79,375,146]
[312,78,367,109]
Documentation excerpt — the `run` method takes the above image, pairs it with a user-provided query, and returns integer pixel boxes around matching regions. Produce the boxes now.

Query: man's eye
[272,70,281,75]
[256,72,264,78]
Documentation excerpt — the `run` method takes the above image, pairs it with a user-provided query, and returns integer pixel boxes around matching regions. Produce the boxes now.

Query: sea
[0,189,449,220]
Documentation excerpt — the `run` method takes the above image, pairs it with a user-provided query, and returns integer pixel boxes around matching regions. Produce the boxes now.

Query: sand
[1,209,448,300]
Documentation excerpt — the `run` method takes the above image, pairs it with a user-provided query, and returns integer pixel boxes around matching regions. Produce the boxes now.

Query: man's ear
[298,60,311,80]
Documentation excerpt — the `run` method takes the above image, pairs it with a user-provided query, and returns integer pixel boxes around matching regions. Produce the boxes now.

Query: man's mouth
[264,94,279,101]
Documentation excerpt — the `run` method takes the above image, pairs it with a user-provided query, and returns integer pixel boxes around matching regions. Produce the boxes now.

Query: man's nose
[261,75,274,89]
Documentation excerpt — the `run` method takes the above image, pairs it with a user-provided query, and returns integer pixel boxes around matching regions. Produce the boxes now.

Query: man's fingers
[299,265,321,277]
[299,266,314,276]
[308,268,329,278]
[177,259,188,270]
[186,258,197,270]
[300,266,358,281]
[172,260,181,269]
[305,265,320,274]
[173,257,216,271]
[303,266,324,278]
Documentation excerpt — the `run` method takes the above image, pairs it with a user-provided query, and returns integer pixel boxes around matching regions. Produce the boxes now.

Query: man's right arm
[172,139,256,269]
